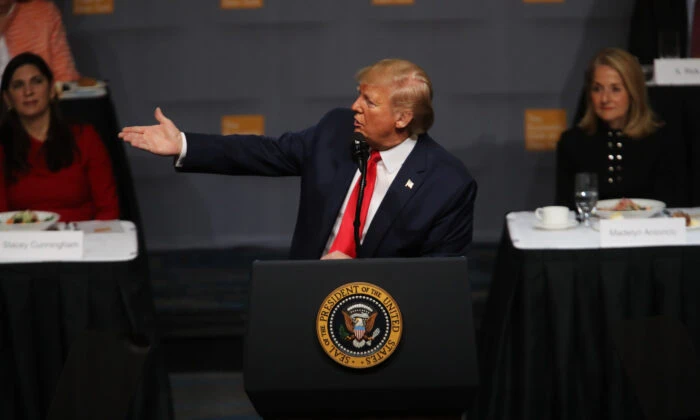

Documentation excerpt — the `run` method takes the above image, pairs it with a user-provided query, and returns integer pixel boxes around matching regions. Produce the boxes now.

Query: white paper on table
[599,218,686,248]
[506,210,700,250]
[0,231,84,261]
[654,58,700,85]
[73,220,124,233]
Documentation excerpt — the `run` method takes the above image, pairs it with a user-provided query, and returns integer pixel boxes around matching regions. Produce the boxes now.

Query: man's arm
[122,107,317,177]
[178,126,311,177]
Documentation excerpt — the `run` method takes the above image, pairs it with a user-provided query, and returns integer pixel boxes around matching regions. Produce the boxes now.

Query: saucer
[533,220,579,230]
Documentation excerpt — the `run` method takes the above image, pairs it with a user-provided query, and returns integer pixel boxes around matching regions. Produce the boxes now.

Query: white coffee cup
[535,206,569,227]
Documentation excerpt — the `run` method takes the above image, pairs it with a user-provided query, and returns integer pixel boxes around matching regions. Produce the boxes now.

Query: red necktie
[328,150,381,258]
[691,1,700,57]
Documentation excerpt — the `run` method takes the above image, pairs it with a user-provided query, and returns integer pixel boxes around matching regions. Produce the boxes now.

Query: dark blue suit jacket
[178,108,477,259]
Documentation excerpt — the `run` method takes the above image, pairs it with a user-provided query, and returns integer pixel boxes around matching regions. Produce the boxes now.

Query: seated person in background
[556,47,687,209]
[0,52,119,221]
[0,0,80,81]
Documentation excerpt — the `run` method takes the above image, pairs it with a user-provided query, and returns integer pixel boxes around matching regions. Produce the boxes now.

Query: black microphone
[351,133,370,257]
[351,132,369,171]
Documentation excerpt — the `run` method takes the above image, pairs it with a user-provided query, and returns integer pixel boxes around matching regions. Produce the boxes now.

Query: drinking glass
[574,172,598,226]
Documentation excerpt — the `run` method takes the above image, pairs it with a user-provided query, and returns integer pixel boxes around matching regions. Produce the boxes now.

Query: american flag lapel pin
[405,179,414,189]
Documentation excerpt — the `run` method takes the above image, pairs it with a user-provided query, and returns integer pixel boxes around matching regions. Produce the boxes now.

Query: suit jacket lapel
[359,138,429,257]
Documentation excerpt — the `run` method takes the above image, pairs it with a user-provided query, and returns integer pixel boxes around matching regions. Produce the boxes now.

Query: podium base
[247,387,473,419]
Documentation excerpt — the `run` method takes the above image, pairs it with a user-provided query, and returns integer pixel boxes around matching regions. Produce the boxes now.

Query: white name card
[600,218,686,248]
[654,58,700,85]
[0,231,84,261]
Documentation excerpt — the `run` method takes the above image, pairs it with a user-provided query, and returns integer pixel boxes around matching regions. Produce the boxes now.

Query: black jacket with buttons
[555,122,689,209]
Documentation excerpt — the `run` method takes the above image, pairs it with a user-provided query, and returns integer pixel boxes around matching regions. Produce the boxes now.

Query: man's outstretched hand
[119,107,183,156]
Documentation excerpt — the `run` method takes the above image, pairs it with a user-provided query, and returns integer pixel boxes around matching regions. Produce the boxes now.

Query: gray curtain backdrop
[61,0,634,251]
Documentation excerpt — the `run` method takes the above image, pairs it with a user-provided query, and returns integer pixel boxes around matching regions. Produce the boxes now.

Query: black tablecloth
[0,94,172,420]
[0,261,171,420]
[472,226,700,420]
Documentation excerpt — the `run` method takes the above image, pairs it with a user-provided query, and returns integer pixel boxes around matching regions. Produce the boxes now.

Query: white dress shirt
[322,136,417,255]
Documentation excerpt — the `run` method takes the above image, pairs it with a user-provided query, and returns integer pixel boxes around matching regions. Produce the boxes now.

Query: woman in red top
[0,52,118,222]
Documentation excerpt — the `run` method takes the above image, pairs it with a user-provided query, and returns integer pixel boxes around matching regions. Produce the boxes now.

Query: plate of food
[668,210,700,230]
[0,210,60,231]
[57,78,107,99]
[595,198,665,219]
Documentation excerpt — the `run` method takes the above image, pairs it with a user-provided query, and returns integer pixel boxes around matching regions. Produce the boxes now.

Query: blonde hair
[578,48,660,138]
[355,58,434,135]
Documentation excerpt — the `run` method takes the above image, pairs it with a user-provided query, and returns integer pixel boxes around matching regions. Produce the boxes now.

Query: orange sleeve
[78,125,120,220]
[46,1,80,82]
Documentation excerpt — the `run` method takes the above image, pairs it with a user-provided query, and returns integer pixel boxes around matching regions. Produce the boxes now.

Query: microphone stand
[353,156,368,258]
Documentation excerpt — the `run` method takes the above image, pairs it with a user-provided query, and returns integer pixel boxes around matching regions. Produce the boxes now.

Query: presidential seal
[316,282,402,369]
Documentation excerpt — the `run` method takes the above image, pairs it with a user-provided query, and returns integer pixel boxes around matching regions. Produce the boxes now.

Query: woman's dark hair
[1,52,77,183]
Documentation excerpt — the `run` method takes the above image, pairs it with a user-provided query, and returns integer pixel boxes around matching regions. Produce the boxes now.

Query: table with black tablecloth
[472,212,700,420]
[0,260,173,420]
[0,92,172,420]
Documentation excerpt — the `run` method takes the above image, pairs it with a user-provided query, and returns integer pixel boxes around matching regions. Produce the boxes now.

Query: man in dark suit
[119,58,477,259]
[628,0,690,64]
